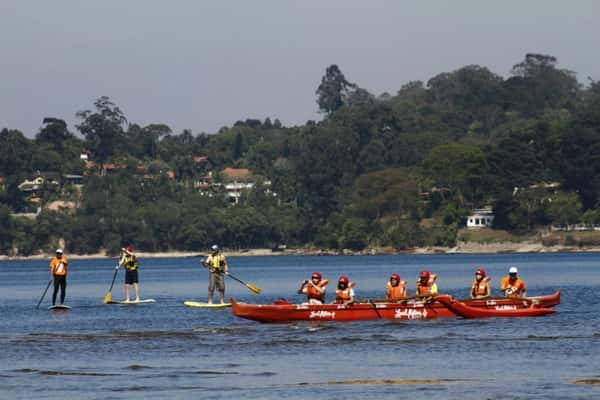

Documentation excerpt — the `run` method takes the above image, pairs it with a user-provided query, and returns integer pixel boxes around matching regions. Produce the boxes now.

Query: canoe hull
[231,290,560,323]
[435,295,556,318]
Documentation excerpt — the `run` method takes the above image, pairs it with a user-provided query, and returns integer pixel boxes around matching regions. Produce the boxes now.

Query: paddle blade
[246,283,261,294]
[103,292,112,304]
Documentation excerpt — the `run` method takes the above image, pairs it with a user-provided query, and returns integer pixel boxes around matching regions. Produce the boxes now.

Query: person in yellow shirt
[416,270,438,296]
[116,246,140,302]
[202,245,229,304]
[49,249,68,305]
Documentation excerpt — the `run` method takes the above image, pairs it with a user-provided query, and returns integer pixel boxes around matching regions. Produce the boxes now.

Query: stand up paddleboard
[48,304,72,310]
[106,299,156,305]
[183,301,231,308]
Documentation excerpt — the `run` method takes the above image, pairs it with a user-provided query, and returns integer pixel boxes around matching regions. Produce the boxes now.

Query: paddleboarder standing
[49,249,68,305]
[116,245,140,302]
[202,245,228,304]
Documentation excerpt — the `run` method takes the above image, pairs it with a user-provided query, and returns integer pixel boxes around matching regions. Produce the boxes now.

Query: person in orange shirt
[500,267,527,298]
[416,270,438,296]
[470,268,491,299]
[49,249,68,305]
[334,276,355,305]
[298,272,329,304]
[386,273,407,301]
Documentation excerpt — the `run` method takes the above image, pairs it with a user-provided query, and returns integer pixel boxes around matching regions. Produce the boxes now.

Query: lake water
[0,253,599,399]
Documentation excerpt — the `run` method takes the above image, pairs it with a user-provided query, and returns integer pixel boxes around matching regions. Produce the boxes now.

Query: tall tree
[36,118,73,152]
[316,64,356,114]
[76,96,127,170]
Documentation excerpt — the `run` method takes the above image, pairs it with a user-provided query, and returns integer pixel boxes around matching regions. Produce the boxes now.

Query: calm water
[0,253,599,399]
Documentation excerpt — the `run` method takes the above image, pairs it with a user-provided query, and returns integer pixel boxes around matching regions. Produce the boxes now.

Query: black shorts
[125,269,139,284]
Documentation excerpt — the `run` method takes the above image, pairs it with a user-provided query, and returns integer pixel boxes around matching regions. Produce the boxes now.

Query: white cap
[56,248,63,254]
[211,244,219,251]
[509,267,518,274]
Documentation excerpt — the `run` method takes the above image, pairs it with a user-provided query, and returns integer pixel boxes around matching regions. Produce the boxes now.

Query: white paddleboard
[183,301,231,308]
[106,299,156,305]
[48,304,72,310]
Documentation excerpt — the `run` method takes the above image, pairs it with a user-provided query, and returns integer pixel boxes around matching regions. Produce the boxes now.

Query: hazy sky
[1,1,599,138]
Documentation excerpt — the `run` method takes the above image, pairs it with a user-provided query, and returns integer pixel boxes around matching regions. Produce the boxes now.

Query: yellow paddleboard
[183,301,231,308]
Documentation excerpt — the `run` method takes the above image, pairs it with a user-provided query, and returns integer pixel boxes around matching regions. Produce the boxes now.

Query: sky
[1,1,599,138]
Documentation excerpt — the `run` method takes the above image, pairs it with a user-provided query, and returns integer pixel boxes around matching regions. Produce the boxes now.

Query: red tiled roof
[222,167,252,181]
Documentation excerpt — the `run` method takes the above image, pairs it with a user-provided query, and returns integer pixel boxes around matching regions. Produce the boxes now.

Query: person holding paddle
[386,273,407,301]
[500,267,527,298]
[49,249,68,305]
[202,245,228,304]
[416,270,438,296]
[116,245,140,302]
[298,272,329,304]
[470,268,491,299]
[334,276,355,305]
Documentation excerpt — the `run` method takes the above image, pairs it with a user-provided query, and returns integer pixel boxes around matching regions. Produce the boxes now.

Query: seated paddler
[386,273,407,301]
[416,270,438,296]
[470,267,491,299]
[298,272,329,304]
[334,275,355,305]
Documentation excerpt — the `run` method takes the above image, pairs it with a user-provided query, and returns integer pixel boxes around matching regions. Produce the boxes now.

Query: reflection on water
[1,254,600,399]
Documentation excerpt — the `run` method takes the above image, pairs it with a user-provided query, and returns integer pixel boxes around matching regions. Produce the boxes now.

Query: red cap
[390,273,401,281]
[419,270,430,279]
[338,276,349,284]
[475,268,486,277]
[311,272,322,280]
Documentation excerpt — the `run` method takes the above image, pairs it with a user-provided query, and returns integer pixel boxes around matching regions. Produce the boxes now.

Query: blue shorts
[125,269,138,284]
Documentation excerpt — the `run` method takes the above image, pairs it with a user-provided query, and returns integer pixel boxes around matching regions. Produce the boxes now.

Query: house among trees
[466,207,494,229]
[220,167,273,204]
[18,172,61,195]
[193,156,213,174]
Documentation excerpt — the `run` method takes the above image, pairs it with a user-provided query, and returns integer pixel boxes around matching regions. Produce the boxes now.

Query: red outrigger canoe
[434,295,556,318]
[230,290,560,323]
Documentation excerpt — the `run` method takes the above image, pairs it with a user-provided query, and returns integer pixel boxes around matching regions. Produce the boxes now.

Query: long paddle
[103,265,120,304]
[36,279,52,309]
[199,255,261,294]
[226,271,261,294]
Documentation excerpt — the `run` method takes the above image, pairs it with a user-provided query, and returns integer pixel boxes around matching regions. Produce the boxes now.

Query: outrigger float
[230,290,560,323]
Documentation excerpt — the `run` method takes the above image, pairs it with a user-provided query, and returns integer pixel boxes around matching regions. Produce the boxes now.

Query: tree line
[2,53,600,255]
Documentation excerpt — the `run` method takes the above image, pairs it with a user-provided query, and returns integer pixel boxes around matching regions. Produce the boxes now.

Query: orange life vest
[50,257,68,276]
[500,276,526,297]
[416,274,437,295]
[471,277,491,297]
[335,282,355,304]
[306,279,329,302]
[386,281,407,300]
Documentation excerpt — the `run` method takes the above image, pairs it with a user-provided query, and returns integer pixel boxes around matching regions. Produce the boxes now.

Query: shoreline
[2,242,600,260]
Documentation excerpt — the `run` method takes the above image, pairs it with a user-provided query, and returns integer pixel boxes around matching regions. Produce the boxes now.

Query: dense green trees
[2,54,600,255]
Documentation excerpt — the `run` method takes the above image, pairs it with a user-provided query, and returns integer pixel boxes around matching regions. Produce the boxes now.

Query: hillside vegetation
[2,54,600,256]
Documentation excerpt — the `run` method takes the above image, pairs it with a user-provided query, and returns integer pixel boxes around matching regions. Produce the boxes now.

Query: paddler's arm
[222,256,229,274]
[297,280,308,294]
[308,280,326,293]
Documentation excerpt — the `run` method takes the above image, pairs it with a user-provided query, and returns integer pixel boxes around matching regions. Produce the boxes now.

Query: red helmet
[390,273,401,281]
[419,270,430,279]
[475,268,486,277]
[311,272,322,280]
[338,276,349,285]
[126,245,133,252]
